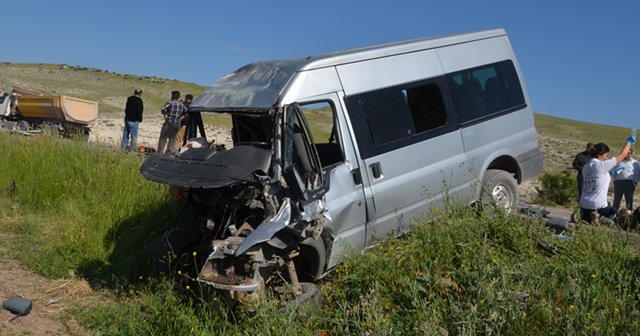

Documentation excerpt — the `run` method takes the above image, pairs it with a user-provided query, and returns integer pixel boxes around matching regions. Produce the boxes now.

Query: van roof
[191,29,506,113]
[300,28,506,70]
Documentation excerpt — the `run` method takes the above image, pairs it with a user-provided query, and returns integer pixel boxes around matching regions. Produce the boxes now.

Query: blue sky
[2,1,639,129]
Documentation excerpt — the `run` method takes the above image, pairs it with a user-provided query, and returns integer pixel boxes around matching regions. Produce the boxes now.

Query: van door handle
[370,162,383,179]
[351,169,362,185]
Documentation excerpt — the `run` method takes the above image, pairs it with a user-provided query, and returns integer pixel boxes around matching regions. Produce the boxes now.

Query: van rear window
[447,60,525,123]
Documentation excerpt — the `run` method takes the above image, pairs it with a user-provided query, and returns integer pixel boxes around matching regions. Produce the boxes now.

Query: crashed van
[140,28,543,303]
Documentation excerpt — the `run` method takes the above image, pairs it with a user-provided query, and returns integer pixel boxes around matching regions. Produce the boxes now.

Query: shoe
[599,216,616,226]
[590,211,599,224]
[570,212,578,223]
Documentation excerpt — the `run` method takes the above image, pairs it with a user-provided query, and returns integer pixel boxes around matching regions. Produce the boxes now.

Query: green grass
[1,132,639,334]
[201,112,233,129]
[0,132,181,280]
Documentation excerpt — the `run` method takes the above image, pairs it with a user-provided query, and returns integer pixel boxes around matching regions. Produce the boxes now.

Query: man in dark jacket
[572,142,594,200]
[186,94,205,140]
[121,88,144,151]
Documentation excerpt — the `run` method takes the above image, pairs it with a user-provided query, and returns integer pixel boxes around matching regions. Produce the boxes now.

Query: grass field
[1,132,639,335]
[534,113,633,149]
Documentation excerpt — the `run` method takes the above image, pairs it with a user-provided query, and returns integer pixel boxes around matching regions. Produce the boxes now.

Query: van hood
[140,145,272,189]
[190,60,307,114]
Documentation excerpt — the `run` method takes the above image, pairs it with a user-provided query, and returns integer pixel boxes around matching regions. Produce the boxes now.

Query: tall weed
[535,170,577,206]
[0,133,178,279]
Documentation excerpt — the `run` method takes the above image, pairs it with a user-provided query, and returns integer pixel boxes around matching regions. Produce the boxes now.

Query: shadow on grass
[77,198,196,289]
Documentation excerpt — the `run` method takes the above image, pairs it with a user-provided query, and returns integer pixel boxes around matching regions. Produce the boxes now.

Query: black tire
[14,120,30,132]
[36,124,60,136]
[295,237,326,282]
[480,169,519,213]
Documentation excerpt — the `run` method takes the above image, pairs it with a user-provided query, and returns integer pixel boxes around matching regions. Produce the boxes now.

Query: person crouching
[579,138,634,224]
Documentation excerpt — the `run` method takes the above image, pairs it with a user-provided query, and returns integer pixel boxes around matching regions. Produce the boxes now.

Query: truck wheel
[481,169,518,213]
[14,121,30,132]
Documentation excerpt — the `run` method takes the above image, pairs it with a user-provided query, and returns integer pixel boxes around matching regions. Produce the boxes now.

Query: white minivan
[141,28,543,304]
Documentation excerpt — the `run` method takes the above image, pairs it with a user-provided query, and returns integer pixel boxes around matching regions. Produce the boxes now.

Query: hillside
[534,114,633,174]
[0,62,207,115]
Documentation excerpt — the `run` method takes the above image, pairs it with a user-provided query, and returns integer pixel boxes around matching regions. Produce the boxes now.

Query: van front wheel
[481,169,518,213]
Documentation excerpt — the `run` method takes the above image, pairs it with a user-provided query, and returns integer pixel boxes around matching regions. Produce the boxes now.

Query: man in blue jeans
[121,88,144,151]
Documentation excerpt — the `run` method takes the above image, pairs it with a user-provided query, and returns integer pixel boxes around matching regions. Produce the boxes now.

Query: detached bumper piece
[197,238,264,292]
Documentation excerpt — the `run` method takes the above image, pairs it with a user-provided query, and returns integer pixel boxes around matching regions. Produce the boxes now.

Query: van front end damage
[198,198,293,292]
[140,107,330,306]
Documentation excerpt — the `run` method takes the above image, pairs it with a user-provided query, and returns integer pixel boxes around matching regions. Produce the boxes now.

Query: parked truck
[0,86,98,140]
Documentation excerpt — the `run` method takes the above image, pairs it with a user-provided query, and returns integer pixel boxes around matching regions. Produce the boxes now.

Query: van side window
[405,84,448,133]
[358,82,448,146]
[447,60,525,123]
[299,101,345,168]
[345,77,456,159]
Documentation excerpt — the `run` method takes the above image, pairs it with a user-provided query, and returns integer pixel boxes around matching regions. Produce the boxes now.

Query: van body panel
[436,36,515,74]
[460,109,535,154]
[336,49,443,96]
[279,68,343,106]
[460,109,540,195]
[362,129,469,245]
[517,148,544,181]
[288,92,369,269]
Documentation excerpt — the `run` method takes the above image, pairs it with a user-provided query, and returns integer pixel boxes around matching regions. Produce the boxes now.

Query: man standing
[157,90,188,156]
[186,94,205,140]
[572,142,593,200]
[121,88,143,152]
[611,148,640,211]
[174,93,193,151]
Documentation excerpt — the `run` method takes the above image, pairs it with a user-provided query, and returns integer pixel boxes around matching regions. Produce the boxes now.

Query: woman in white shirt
[579,139,634,223]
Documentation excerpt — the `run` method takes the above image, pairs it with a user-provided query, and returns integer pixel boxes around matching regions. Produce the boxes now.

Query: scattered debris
[537,241,563,256]
[3,296,32,322]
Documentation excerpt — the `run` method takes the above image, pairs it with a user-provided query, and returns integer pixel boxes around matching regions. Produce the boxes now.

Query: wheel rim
[15,121,29,132]
[491,184,513,210]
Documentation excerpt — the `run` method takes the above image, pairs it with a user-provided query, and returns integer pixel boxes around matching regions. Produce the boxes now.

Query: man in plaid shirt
[157,90,188,156]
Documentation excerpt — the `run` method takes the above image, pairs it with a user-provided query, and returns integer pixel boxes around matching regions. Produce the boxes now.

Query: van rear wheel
[481,169,518,213]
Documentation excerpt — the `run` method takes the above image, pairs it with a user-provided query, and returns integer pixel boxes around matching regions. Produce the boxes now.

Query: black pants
[613,180,636,210]
[580,206,616,223]
[187,112,205,140]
